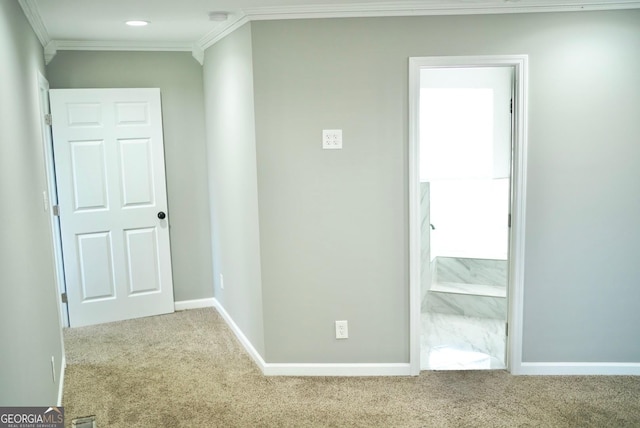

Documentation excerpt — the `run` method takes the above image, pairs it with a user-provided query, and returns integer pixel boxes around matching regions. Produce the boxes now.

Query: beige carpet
[63,308,640,427]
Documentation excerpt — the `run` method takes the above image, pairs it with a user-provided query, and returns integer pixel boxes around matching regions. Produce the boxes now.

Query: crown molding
[192,45,205,66]
[43,40,193,64]
[20,0,640,66]
[197,14,250,51]
[51,40,193,51]
[18,0,51,46]
[242,0,640,20]
[44,41,57,65]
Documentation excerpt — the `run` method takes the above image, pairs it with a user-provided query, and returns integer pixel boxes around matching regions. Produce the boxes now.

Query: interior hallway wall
[0,1,64,405]
[250,10,640,364]
[46,51,214,302]
[202,24,266,357]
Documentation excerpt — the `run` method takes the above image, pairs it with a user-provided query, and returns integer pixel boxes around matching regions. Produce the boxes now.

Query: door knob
[157,211,166,220]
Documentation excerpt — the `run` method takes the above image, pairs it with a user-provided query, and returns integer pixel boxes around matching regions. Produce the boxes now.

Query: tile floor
[420,311,506,370]
[420,283,507,371]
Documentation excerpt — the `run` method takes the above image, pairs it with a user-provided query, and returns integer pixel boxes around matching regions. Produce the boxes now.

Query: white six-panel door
[50,88,174,327]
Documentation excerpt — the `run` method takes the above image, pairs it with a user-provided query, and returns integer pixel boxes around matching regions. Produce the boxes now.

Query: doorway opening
[409,55,529,374]
[421,66,512,370]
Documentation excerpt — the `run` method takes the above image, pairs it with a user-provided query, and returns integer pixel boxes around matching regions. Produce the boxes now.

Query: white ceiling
[18,0,640,63]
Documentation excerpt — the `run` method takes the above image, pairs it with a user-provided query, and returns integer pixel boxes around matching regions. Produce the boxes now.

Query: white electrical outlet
[322,129,343,149]
[335,320,348,339]
[219,273,224,290]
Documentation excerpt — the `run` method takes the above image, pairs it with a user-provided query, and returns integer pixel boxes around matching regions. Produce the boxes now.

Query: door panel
[116,102,149,125]
[67,103,102,126]
[50,88,174,327]
[119,139,155,207]
[77,232,115,301]
[70,140,108,211]
[124,228,161,295]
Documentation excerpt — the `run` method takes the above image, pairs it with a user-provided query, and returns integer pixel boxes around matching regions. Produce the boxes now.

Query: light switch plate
[322,129,342,149]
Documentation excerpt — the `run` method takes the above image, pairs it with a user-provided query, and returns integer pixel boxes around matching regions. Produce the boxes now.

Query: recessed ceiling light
[126,20,149,27]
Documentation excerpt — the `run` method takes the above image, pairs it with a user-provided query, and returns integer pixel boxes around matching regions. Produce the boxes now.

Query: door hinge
[508,213,511,228]
[505,322,509,337]
[61,292,68,303]
[45,114,52,126]
[510,98,513,114]
[52,205,60,217]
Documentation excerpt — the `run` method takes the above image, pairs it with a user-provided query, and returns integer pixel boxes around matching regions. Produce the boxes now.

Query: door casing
[37,72,69,328]
[408,55,529,375]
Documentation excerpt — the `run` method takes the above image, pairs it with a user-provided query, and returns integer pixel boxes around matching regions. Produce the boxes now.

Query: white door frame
[37,72,69,328]
[408,55,529,375]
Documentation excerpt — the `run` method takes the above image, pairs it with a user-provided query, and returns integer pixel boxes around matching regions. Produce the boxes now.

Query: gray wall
[203,24,265,356]
[47,51,213,302]
[252,20,408,364]
[0,1,64,405]
[246,10,640,364]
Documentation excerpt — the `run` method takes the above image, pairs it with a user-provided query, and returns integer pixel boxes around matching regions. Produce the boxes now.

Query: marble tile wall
[435,256,507,287]
[423,290,506,319]
[430,281,505,298]
[420,182,432,302]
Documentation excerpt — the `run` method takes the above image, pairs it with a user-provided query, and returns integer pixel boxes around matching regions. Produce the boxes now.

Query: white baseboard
[211,298,267,371]
[174,297,215,311]
[263,363,412,376]
[515,362,640,376]
[57,355,66,406]
[212,298,412,377]
[186,299,640,377]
